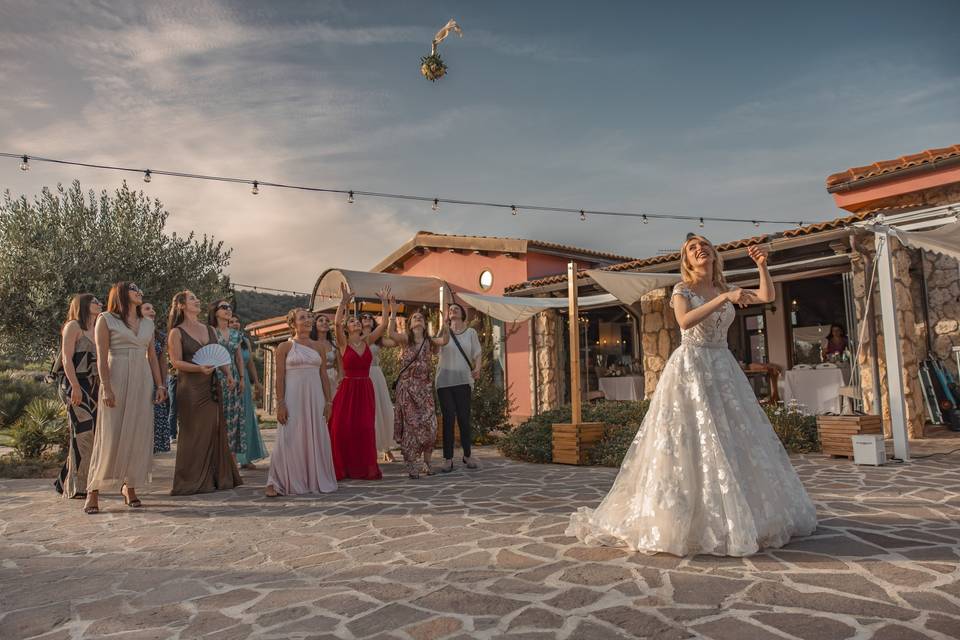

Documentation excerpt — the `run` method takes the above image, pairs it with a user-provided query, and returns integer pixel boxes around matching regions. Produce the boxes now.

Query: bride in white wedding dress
[568,234,817,557]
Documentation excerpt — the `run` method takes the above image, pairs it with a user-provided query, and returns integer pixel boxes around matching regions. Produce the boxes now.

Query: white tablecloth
[782,368,844,415]
[598,376,645,402]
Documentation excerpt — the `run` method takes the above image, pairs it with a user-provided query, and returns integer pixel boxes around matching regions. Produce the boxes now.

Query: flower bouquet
[420,53,447,81]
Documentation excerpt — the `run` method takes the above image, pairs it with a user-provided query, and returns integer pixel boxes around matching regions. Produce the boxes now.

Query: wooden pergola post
[552,261,603,464]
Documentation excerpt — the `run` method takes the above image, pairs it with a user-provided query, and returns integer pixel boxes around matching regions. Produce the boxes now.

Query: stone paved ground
[2,432,960,640]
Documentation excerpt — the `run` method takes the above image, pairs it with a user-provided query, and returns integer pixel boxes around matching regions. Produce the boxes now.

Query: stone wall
[530,310,565,413]
[849,234,926,438]
[924,251,960,377]
[639,288,681,398]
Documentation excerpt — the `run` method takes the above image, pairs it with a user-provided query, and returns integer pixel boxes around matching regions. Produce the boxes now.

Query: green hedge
[498,399,820,466]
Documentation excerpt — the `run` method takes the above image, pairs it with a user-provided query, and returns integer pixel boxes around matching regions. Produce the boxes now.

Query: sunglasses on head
[91,298,102,306]
[129,284,142,294]
[217,303,232,311]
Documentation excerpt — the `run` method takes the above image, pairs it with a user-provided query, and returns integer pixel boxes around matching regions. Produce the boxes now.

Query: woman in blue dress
[209,300,245,464]
[230,315,268,468]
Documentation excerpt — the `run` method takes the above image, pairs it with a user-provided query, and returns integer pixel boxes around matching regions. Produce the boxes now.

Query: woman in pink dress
[265,308,337,496]
[328,284,392,481]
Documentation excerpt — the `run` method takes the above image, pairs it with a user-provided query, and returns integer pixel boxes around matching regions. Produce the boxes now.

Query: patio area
[2,432,959,640]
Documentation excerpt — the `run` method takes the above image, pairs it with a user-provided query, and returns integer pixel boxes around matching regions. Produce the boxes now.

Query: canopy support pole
[567,261,582,424]
[875,232,911,462]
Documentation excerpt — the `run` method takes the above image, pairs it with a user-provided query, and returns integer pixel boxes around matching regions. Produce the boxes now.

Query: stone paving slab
[2,432,960,639]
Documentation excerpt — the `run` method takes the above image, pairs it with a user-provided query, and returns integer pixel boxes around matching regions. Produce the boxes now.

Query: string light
[1,151,807,228]
[347,190,354,204]
[143,169,152,183]
[752,220,759,228]
[699,217,705,228]
[579,209,586,221]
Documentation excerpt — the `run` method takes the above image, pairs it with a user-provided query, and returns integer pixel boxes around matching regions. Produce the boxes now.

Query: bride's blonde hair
[680,234,727,289]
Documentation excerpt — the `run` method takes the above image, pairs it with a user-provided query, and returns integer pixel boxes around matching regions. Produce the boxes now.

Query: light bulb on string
[579,209,586,221]
[251,180,259,195]
[347,190,354,204]
[511,205,518,216]
[752,220,759,228]
[642,215,649,224]
[698,217,705,228]
[143,170,152,183]
[19,155,29,171]
[432,198,439,212]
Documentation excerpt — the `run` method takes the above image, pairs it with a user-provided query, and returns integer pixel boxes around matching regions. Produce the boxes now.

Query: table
[598,376,645,402]
[782,368,845,415]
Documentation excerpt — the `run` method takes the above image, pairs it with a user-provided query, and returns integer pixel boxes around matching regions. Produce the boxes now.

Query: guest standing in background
[265,308,337,496]
[209,299,245,465]
[311,313,342,399]
[388,302,448,479]
[84,282,166,514]
[230,315,267,469]
[141,302,171,454]
[821,324,849,362]
[436,302,482,473]
[167,291,241,495]
[54,293,103,499]
[361,311,396,463]
[328,284,391,481]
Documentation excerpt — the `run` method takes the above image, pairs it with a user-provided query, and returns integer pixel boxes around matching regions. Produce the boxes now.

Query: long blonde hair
[679,234,727,290]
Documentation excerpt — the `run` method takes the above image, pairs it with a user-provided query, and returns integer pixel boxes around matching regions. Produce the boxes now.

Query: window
[479,270,494,291]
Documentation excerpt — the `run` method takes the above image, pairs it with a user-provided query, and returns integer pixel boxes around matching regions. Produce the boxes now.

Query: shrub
[11,398,66,460]
[765,402,820,454]
[0,370,56,429]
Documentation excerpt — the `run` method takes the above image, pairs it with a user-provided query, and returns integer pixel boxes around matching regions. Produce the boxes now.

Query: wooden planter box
[816,415,883,458]
[552,422,604,465]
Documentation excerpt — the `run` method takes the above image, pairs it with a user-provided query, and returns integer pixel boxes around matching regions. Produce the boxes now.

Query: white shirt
[436,327,481,389]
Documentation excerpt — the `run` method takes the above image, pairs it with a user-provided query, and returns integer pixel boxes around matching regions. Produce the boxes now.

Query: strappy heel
[121,484,142,508]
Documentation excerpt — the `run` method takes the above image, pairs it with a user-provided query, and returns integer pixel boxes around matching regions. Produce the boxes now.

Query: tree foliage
[0,181,232,361]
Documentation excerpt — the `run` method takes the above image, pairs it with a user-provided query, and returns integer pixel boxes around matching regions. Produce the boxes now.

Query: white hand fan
[192,344,232,368]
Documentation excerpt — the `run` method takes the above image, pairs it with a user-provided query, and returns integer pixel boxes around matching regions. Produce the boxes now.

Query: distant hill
[233,289,309,326]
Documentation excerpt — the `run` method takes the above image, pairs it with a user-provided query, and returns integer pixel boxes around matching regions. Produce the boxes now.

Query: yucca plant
[11,398,66,460]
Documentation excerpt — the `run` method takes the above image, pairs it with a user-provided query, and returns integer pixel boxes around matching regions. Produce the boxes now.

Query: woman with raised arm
[54,293,103,499]
[360,310,396,463]
[436,302,482,473]
[167,291,241,495]
[84,282,166,514]
[568,235,816,557]
[265,308,337,496]
[389,300,449,479]
[230,315,268,469]
[328,283,392,481]
[311,314,342,398]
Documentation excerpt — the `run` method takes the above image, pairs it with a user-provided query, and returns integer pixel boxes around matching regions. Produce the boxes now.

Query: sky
[1,0,958,293]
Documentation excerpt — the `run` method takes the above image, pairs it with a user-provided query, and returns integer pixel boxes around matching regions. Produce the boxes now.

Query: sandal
[264,486,279,498]
[423,462,435,476]
[83,503,99,515]
[121,484,142,508]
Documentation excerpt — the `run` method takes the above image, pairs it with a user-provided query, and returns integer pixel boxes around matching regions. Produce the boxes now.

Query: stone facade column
[923,251,960,377]
[530,310,565,413]
[639,287,681,398]
[850,234,926,438]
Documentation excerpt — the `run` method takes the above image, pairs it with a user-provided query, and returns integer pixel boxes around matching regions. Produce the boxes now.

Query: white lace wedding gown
[567,282,817,557]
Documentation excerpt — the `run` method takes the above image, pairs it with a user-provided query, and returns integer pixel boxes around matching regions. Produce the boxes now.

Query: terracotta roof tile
[826,144,960,189]
[503,211,878,293]
[418,231,636,262]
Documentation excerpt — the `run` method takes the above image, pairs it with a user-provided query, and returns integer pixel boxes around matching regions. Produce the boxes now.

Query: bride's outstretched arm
[747,244,775,303]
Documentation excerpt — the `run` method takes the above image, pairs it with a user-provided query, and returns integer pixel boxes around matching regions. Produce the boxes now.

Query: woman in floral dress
[141,302,171,453]
[388,301,448,478]
[209,299,245,463]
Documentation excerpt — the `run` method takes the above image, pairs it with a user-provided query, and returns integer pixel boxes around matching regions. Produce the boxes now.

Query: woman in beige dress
[84,282,166,514]
[167,290,242,495]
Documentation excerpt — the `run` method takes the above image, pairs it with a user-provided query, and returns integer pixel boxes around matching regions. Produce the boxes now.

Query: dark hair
[65,293,97,332]
[405,308,432,345]
[310,313,333,342]
[830,324,847,339]
[207,299,231,327]
[360,313,382,346]
[106,282,142,328]
[231,315,250,351]
[448,302,467,322]
[168,291,190,330]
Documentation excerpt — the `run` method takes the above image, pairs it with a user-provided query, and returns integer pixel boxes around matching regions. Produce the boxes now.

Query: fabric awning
[458,292,618,323]
[585,270,682,306]
[311,269,453,311]
[891,220,960,261]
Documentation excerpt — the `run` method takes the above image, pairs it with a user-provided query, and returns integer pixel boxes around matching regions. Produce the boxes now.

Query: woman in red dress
[328,283,392,480]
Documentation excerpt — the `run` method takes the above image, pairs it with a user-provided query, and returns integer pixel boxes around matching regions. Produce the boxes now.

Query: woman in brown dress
[167,290,242,495]
[388,301,448,479]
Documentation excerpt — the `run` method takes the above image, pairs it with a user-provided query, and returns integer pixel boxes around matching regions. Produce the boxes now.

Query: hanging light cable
[143,169,152,183]
[19,155,29,171]
[432,198,439,212]
[347,190,354,204]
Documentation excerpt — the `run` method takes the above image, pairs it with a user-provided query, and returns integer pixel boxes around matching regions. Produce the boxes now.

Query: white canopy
[585,270,682,305]
[311,269,453,311]
[891,220,960,261]
[458,292,618,323]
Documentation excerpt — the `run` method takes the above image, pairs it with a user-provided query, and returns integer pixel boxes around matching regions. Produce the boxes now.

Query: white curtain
[458,292,617,323]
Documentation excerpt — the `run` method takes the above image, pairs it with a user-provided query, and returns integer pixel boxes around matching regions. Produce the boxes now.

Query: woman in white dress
[361,311,396,463]
[265,308,337,496]
[568,235,817,557]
